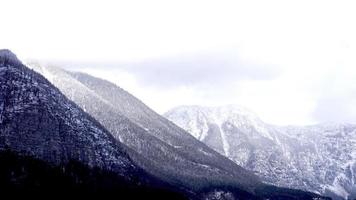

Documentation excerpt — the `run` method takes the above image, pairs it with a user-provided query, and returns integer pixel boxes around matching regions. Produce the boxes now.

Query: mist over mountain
[19,58,329,199]
[165,105,356,200]
[2,0,355,199]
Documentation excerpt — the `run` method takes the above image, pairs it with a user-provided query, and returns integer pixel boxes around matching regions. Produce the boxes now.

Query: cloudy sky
[1,0,356,125]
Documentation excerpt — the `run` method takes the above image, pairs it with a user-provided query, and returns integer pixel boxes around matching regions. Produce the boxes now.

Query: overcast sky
[1,0,356,125]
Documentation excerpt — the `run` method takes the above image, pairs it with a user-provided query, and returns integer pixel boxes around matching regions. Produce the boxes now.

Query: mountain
[0,49,186,198]
[28,61,328,199]
[165,105,356,200]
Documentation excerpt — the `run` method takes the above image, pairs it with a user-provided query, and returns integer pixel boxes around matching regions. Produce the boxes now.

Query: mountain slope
[29,63,259,190]
[0,49,186,198]
[29,62,328,199]
[165,105,356,200]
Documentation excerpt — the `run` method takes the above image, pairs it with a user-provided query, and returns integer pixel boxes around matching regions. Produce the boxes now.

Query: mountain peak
[166,104,261,123]
[0,49,22,66]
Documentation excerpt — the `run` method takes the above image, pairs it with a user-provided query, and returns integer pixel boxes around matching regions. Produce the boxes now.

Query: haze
[1,0,356,125]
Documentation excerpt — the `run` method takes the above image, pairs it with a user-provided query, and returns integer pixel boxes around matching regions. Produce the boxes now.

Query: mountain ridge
[28,62,261,191]
[165,105,356,199]
[27,59,329,199]
[0,49,190,199]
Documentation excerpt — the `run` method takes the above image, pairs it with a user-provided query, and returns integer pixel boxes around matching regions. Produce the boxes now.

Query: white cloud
[1,0,356,125]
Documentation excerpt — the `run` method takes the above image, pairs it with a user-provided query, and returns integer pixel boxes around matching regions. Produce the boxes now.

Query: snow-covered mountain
[165,105,356,200]
[28,61,328,199]
[0,49,190,198]
[0,49,133,172]
[28,63,258,192]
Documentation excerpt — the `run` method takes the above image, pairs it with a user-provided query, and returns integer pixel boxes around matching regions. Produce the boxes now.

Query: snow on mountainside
[0,50,133,172]
[27,62,260,191]
[165,105,356,200]
[0,49,179,189]
[0,50,201,199]
[27,61,329,199]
